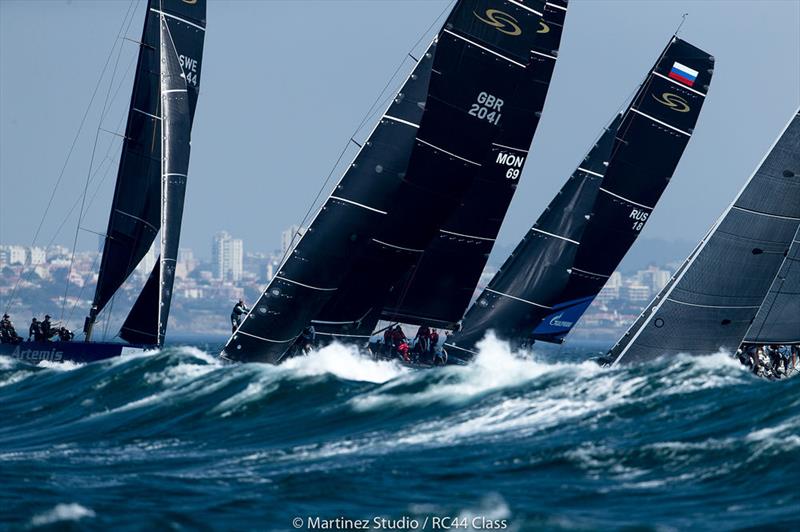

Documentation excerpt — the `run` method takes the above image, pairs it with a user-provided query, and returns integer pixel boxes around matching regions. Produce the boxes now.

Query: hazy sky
[1,0,798,261]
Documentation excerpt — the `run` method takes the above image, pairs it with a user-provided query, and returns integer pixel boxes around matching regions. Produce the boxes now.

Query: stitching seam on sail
[651,71,707,97]
[315,332,373,338]
[485,288,551,309]
[133,108,161,120]
[416,138,482,166]
[383,115,419,128]
[310,319,360,325]
[276,276,337,292]
[599,187,654,210]
[666,297,761,309]
[531,227,579,244]
[442,29,526,69]
[630,108,692,136]
[115,209,158,232]
[329,196,388,215]
[577,167,604,178]
[492,142,528,153]
[731,205,800,221]
[508,0,543,15]
[149,9,205,32]
[236,330,296,343]
[373,239,425,253]
[440,229,496,241]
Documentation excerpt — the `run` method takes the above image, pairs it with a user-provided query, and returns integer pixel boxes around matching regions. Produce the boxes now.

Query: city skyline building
[212,231,244,282]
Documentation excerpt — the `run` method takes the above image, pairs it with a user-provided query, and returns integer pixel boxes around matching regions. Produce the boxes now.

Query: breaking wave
[0,335,797,529]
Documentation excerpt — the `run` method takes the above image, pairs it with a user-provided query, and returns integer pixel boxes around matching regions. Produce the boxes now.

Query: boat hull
[0,341,150,364]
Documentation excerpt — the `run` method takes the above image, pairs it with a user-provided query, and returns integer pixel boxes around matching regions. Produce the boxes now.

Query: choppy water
[1,335,798,531]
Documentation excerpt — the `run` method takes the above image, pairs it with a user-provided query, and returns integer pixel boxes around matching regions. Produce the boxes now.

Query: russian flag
[668,61,699,87]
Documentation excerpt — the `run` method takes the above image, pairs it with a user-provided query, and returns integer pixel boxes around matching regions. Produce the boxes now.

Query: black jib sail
[609,108,800,365]
[745,225,800,346]
[447,37,715,354]
[120,13,197,345]
[310,0,560,340]
[223,0,554,363]
[378,0,568,330]
[85,0,205,344]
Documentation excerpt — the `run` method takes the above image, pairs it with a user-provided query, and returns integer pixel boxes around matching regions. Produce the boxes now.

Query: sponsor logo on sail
[549,313,574,328]
[652,92,690,113]
[537,21,550,34]
[473,9,522,36]
[182,0,198,4]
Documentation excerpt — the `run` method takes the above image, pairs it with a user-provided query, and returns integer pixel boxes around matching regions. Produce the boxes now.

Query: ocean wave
[29,503,95,527]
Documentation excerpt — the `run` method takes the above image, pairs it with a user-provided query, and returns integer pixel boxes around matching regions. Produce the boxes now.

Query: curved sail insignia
[447,37,715,354]
[86,0,205,341]
[378,0,568,329]
[120,11,196,345]
[309,0,559,340]
[609,108,800,364]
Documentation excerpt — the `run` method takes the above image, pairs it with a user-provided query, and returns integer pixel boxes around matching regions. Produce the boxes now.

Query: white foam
[30,503,95,526]
[281,342,407,384]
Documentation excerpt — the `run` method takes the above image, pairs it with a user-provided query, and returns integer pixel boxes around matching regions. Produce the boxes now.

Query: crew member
[230,299,249,333]
[40,315,54,341]
[29,317,40,341]
[0,314,21,344]
[415,324,431,356]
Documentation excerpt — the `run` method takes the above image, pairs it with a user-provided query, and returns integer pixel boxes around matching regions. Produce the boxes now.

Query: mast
[447,37,715,355]
[309,0,558,341]
[609,108,800,365]
[85,0,206,343]
[377,0,568,330]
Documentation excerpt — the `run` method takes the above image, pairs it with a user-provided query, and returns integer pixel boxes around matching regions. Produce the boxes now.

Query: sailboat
[0,0,206,364]
[223,0,566,364]
[607,108,800,366]
[445,36,715,356]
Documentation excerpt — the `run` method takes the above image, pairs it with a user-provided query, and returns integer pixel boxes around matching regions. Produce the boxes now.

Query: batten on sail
[610,108,800,364]
[87,0,206,345]
[447,37,715,354]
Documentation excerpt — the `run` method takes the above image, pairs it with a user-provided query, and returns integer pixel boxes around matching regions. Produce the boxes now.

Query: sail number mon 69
[469,91,503,125]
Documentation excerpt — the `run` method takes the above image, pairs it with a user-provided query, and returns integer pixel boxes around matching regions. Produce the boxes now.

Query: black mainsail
[85,0,206,344]
[309,0,560,340]
[609,108,800,365]
[447,37,715,354]
[744,225,800,346]
[378,0,568,330]
[224,0,555,363]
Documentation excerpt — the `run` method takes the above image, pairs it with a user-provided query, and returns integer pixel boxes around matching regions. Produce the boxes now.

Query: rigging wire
[3,0,139,316]
[60,1,139,323]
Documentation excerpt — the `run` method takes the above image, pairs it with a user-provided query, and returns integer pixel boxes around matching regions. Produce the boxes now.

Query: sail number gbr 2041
[469,91,503,125]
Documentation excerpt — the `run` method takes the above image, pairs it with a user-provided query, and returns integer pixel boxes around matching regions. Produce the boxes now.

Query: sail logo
[473,9,522,36]
[179,55,199,86]
[182,0,198,4]
[538,22,550,34]
[652,92,690,113]
[549,313,573,328]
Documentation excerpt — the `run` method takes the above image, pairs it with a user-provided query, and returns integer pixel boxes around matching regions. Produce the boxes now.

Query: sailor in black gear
[29,317,40,341]
[40,315,53,341]
[57,327,74,342]
[230,300,249,333]
[0,314,19,344]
